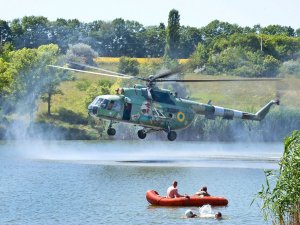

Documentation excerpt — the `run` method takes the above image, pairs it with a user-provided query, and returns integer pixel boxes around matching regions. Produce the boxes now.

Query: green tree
[262,25,295,37]
[0,20,12,45]
[143,24,166,57]
[49,18,84,53]
[188,43,208,70]
[0,42,14,61]
[110,18,145,57]
[178,26,202,58]
[0,58,13,101]
[296,28,300,37]
[7,44,65,118]
[201,20,243,47]
[262,55,280,76]
[164,9,180,59]
[20,16,51,48]
[37,44,67,115]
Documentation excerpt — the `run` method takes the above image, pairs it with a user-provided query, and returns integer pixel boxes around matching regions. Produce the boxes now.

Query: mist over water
[1,140,282,169]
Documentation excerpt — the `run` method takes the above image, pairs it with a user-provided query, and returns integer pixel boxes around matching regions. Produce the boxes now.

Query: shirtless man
[167,181,188,198]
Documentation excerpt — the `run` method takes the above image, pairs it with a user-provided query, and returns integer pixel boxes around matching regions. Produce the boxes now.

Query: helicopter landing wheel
[137,130,147,139]
[167,131,177,141]
[107,128,116,136]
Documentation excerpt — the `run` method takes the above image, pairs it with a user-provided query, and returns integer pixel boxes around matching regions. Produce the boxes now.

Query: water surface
[0,141,282,225]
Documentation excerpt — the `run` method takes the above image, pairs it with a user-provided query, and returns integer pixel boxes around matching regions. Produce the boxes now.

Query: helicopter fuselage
[88,86,195,131]
[88,86,279,140]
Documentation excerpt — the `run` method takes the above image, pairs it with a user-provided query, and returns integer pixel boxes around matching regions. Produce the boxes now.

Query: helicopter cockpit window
[112,101,121,111]
[150,90,175,105]
[96,98,103,106]
[100,99,109,109]
[141,88,152,100]
[91,97,99,105]
[107,101,114,110]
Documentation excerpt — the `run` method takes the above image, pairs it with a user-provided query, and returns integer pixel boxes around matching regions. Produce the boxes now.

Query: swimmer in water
[184,209,222,219]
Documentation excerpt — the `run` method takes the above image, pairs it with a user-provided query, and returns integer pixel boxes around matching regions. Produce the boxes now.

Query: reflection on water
[0,141,280,225]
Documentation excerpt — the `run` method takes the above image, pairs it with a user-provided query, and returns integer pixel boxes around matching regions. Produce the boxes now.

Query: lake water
[0,141,282,225]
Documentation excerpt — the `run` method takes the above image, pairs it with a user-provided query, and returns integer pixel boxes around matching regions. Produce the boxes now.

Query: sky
[1,0,300,29]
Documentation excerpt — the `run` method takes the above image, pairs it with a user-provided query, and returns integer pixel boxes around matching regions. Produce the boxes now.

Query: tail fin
[253,99,280,121]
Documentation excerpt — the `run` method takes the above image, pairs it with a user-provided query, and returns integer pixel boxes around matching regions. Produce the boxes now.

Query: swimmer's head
[185,209,196,218]
[215,212,222,219]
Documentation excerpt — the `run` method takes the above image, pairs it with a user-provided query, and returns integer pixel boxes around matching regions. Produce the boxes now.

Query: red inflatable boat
[146,190,228,207]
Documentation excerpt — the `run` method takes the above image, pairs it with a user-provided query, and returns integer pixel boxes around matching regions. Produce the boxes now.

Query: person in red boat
[195,186,210,197]
[167,181,189,198]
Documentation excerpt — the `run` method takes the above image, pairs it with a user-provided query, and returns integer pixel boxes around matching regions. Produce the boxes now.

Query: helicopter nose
[88,105,98,115]
[92,106,98,115]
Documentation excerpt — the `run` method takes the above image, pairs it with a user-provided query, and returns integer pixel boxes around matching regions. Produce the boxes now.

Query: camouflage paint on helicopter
[88,85,279,140]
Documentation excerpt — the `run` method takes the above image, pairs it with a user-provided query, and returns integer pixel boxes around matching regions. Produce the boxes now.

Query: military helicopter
[49,63,280,141]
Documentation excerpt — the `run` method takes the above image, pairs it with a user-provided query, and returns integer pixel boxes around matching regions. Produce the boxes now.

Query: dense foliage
[0,44,67,118]
[256,130,300,225]
[0,16,299,61]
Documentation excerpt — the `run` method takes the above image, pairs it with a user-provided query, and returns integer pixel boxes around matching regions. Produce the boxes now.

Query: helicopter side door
[122,103,132,121]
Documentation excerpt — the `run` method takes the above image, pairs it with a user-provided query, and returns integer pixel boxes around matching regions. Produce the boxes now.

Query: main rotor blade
[48,65,131,79]
[155,78,282,82]
[151,67,182,80]
[69,62,130,77]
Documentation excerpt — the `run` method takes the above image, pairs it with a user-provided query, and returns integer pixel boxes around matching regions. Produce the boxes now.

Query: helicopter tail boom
[192,99,279,121]
[251,99,280,121]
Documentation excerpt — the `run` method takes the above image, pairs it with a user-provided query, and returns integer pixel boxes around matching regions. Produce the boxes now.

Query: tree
[0,20,12,45]
[110,18,145,57]
[164,9,180,59]
[7,44,66,117]
[66,43,98,65]
[143,25,166,57]
[0,58,13,102]
[200,20,243,47]
[178,26,202,58]
[262,25,295,37]
[296,28,300,37]
[262,55,280,76]
[188,43,208,70]
[0,42,14,61]
[20,16,51,48]
[37,44,67,115]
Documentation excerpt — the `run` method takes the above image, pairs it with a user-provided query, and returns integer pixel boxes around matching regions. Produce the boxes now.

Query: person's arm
[174,188,184,197]
[174,189,189,198]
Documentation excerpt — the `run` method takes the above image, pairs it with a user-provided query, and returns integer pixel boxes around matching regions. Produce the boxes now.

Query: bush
[256,130,300,225]
[76,79,92,91]
[280,60,300,77]
[118,56,139,75]
[66,43,98,65]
